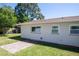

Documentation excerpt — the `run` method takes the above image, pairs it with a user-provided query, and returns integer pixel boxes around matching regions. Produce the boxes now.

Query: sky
[0,3,79,19]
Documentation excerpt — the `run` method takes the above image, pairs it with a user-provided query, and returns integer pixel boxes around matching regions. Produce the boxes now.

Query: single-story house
[19,16,79,47]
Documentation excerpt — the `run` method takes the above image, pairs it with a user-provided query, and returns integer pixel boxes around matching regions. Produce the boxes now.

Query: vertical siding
[21,22,79,47]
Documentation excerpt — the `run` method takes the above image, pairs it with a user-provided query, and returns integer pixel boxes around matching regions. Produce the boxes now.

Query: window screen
[52,26,58,34]
[70,26,79,34]
[32,26,41,34]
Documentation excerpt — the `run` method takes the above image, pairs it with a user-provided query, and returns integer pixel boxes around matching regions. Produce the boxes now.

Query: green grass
[15,44,79,56]
[0,34,79,56]
[0,48,13,56]
[0,34,20,56]
[0,34,20,46]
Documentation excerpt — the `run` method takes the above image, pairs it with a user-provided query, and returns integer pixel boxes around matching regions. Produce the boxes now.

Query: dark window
[31,26,41,34]
[52,26,58,34]
[70,26,79,34]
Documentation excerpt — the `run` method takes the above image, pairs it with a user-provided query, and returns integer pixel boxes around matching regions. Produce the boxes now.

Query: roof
[18,16,79,25]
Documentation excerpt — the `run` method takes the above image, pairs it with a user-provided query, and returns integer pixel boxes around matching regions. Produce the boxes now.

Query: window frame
[51,25,59,34]
[31,26,41,34]
[69,25,79,35]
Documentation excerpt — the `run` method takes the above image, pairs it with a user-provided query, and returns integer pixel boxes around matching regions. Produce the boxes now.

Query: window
[52,26,58,34]
[70,26,79,34]
[31,26,41,34]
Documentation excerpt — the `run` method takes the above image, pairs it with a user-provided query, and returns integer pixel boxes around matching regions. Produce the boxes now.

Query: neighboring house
[19,16,79,47]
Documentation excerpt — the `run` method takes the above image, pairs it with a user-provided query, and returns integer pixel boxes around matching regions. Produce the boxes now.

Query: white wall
[21,22,79,47]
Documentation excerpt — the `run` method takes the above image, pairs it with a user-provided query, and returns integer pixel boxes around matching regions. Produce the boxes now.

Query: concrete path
[0,41,33,53]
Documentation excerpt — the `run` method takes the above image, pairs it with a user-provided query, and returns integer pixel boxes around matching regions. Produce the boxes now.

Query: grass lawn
[15,44,79,56]
[0,34,20,56]
[0,34,79,56]
[0,34,20,46]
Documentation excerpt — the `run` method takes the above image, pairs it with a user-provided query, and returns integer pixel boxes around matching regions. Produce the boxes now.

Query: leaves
[15,3,44,23]
[0,6,17,28]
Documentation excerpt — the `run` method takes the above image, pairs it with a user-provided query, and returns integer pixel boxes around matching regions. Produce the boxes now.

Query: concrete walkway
[0,41,33,53]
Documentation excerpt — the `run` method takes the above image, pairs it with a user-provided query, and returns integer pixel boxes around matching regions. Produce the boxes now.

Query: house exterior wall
[21,22,79,47]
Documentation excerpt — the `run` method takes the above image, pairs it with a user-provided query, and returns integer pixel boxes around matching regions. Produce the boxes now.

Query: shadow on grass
[9,35,79,53]
[0,34,7,37]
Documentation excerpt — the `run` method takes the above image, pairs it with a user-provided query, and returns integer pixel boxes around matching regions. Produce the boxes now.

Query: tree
[15,3,29,23]
[15,3,44,23]
[0,6,17,34]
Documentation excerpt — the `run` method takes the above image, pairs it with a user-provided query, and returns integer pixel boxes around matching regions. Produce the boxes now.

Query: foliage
[0,6,17,33]
[15,3,29,23]
[0,6,17,28]
[15,3,44,23]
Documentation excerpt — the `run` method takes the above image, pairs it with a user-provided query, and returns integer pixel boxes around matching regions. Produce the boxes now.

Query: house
[19,16,79,47]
